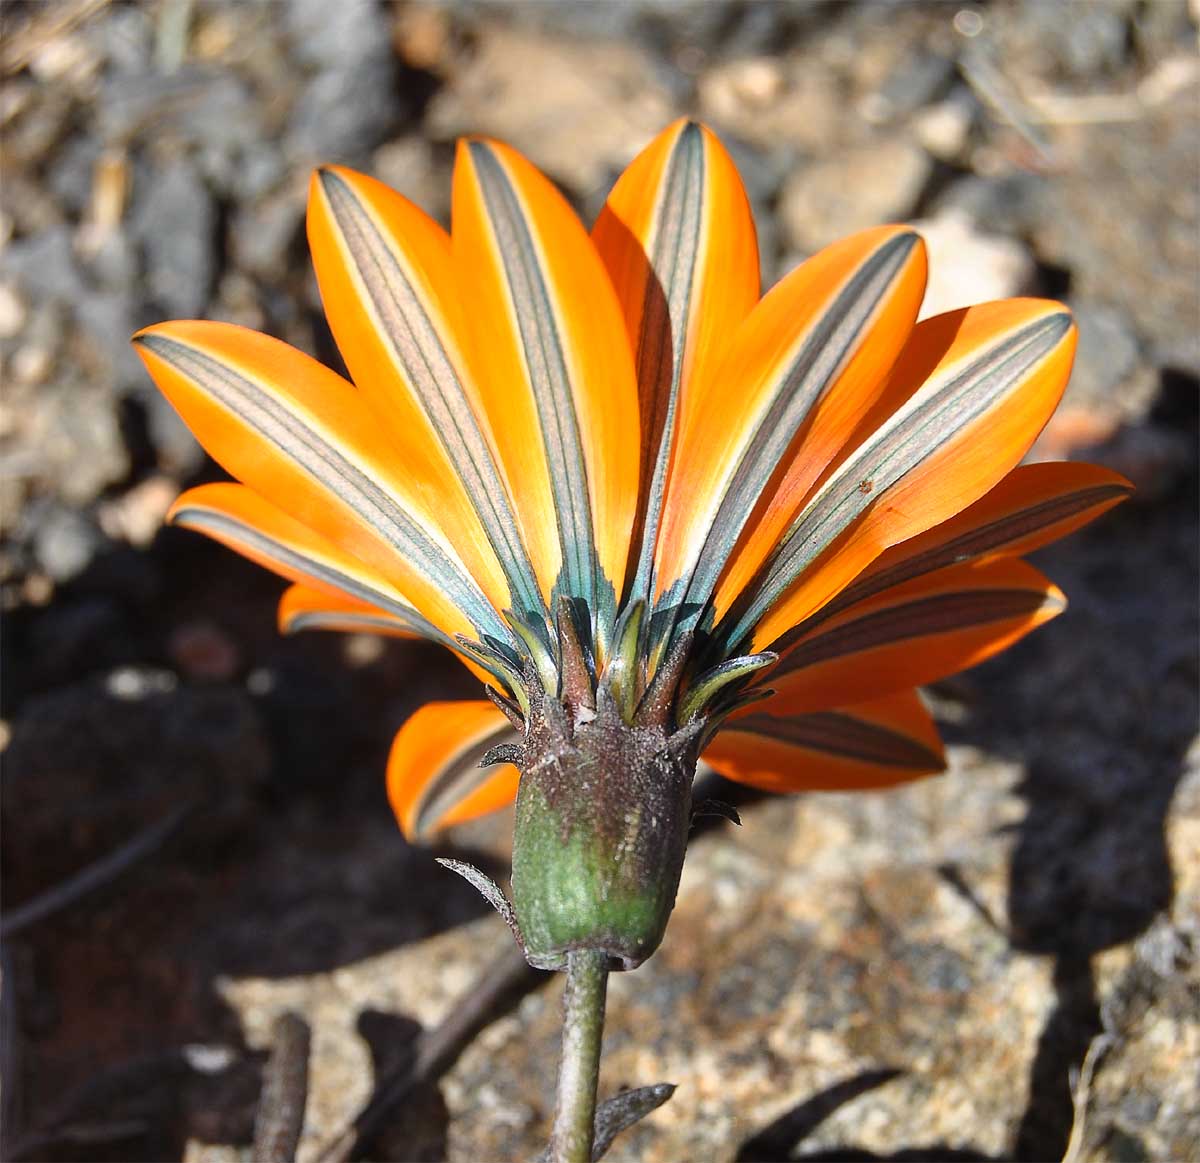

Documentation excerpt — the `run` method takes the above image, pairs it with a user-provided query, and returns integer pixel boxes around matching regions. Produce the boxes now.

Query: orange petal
[452,137,640,647]
[807,460,1131,632]
[134,320,509,646]
[653,225,927,649]
[308,166,546,624]
[592,119,759,601]
[387,700,520,842]
[277,584,421,639]
[169,482,433,627]
[768,557,1066,713]
[735,299,1077,651]
[704,689,944,793]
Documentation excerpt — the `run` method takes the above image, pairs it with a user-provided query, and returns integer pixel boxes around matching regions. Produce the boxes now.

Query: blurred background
[0,1,1196,1160]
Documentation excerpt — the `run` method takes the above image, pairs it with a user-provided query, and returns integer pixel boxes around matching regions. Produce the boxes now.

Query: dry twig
[0,801,194,941]
[253,1012,312,1163]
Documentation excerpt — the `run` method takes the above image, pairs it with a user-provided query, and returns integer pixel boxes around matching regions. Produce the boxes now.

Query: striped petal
[703,689,944,793]
[789,460,1131,640]
[591,119,759,604]
[387,701,520,842]
[307,166,547,627]
[452,137,640,650]
[653,225,928,652]
[133,321,510,647]
[767,558,1065,714]
[723,299,1078,652]
[171,484,500,684]
[278,585,422,639]
[169,482,445,638]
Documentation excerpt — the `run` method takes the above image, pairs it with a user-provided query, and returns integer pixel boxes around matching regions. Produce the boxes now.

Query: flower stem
[550,948,609,1163]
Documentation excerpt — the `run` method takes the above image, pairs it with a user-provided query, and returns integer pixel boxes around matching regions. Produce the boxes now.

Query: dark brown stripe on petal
[733,710,942,769]
[777,480,1129,650]
[774,586,1058,677]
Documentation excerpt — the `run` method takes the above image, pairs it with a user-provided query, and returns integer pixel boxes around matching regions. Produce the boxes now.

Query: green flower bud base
[511,687,701,972]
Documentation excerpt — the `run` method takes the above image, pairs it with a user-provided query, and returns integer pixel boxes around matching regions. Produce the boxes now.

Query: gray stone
[371,137,449,224]
[873,50,956,122]
[82,228,139,293]
[73,288,142,382]
[94,4,155,75]
[133,156,217,318]
[31,503,105,582]
[229,191,305,280]
[930,172,1044,237]
[46,133,103,217]
[229,145,287,203]
[913,207,1037,318]
[98,69,263,155]
[1010,0,1135,78]
[285,57,400,163]
[15,379,130,506]
[1068,302,1144,409]
[283,0,394,71]
[698,55,842,155]
[779,139,932,253]
[426,24,678,192]
[0,225,86,304]
[1030,101,1199,374]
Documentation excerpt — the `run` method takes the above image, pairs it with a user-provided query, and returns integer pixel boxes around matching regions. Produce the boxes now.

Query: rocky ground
[1,1,1197,1161]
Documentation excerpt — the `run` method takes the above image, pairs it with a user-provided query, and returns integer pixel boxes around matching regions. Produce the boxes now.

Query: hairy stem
[549,949,609,1163]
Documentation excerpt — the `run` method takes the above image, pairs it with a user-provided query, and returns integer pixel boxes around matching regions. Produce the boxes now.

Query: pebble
[867,50,956,123]
[10,343,52,385]
[0,223,85,303]
[133,155,216,317]
[98,69,263,157]
[698,56,841,153]
[285,56,399,162]
[912,87,978,161]
[97,475,177,547]
[371,136,450,222]
[913,208,1036,319]
[29,381,131,505]
[32,504,105,583]
[284,0,394,72]
[0,282,27,337]
[392,4,452,71]
[229,189,305,279]
[779,139,932,253]
[1068,302,1144,407]
[425,24,677,191]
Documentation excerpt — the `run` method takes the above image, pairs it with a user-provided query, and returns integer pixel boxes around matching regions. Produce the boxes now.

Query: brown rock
[698,56,842,154]
[779,140,932,254]
[426,25,676,192]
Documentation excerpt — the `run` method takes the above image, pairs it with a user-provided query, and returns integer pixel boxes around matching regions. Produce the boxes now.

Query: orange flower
[134,120,1129,847]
